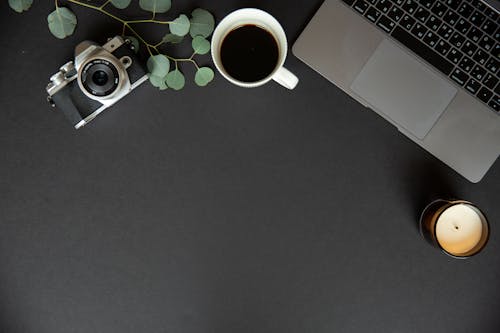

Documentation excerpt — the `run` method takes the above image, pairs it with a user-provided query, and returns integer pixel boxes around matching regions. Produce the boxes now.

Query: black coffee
[220,25,279,83]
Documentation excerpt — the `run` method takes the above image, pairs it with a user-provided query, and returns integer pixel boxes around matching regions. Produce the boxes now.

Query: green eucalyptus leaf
[147,54,170,77]
[191,36,210,55]
[8,0,33,13]
[169,14,190,37]
[139,0,171,14]
[166,69,185,90]
[47,7,77,39]
[194,67,214,86]
[149,74,168,90]
[162,33,183,44]
[189,8,215,38]
[149,74,163,87]
[125,36,139,53]
[159,81,169,90]
[111,0,131,9]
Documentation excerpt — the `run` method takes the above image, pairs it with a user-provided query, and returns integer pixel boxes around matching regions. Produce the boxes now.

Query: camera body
[46,36,148,129]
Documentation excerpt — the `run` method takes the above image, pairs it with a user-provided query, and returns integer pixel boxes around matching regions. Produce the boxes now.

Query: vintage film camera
[46,36,148,129]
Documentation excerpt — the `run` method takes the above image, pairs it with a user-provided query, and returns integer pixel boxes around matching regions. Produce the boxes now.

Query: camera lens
[81,59,119,97]
[92,70,108,86]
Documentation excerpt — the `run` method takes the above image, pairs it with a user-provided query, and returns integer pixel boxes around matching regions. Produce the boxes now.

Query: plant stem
[127,19,172,25]
[165,55,199,68]
[66,0,125,23]
[63,0,201,67]
[129,25,156,56]
[99,0,111,9]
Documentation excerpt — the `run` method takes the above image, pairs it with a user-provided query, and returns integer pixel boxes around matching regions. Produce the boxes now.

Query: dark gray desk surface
[1,1,499,332]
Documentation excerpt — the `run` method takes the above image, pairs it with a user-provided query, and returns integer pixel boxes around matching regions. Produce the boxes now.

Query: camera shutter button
[50,72,65,85]
[60,62,77,78]
[60,62,74,73]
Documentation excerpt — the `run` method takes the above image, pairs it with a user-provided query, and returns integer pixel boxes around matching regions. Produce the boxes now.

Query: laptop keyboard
[341,0,500,114]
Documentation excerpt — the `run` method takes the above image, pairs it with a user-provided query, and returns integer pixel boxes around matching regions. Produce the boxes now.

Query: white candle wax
[435,204,484,256]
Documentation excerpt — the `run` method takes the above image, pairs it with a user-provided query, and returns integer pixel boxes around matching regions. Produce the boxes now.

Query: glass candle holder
[419,199,490,259]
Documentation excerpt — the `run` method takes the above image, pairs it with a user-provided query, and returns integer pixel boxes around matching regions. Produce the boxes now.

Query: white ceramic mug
[211,8,299,89]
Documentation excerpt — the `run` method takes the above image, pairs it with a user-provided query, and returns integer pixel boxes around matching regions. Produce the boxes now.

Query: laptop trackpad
[350,39,457,139]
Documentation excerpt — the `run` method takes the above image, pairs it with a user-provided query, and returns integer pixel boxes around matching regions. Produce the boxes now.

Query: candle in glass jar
[435,204,485,256]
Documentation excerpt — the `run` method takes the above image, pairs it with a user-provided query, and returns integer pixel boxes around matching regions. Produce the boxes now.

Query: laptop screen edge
[481,0,500,12]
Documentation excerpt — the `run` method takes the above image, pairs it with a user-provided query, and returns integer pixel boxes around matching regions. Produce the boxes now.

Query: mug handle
[272,66,299,90]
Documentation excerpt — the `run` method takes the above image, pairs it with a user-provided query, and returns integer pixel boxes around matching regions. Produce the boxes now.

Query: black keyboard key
[483,73,499,89]
[394,0,404,5]
[495,82,500,95]
[467,27,483,43]
[473,49,490,65]
[415,7,431,22]
[437,23,454,39]
[479,35,495,51]
[461,41,478,57]
[423,31,439,47]
[388,6,404,22]
[376,0,392,13]
[470,11,486,27]
[431,3,447,17]
[457,3,474,19]
[495,27,500,42]
[367,0,377,4]
[451,68,470,85]
[391,26,455,75]
[492,44,500,59]
[485,7,499,21]
[401,14,416,30]
[377,15,396,33]
[471,65,487,80]
[443,10,459,26]
[425,15,442,31]
[477,87,493,103]
[488,98,500,112]
[481,19,498,35]
[485,57,499,73]
[450,33,466,48]
[447,47,463,63]
[412,23,428,38]
[459,56,474,72]
[402,0,418,14]
[465,78,481,94]
[435,39,452,55]
[456,18,472,34]
[419,0,433,9]
[488,95,500,111]
[444,0,461,10]
[470,0,486,12]
[354,0,369,14]
[341,0,356,5]
[365,6,382,22]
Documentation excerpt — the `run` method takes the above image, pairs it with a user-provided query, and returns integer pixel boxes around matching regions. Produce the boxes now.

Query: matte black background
[1,1,499,332]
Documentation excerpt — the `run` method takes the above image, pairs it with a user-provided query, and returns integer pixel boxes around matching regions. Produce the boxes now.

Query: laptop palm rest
[350,40,457,140]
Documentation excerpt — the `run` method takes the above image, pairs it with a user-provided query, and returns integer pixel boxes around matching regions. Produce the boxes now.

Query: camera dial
[80,59,119,97]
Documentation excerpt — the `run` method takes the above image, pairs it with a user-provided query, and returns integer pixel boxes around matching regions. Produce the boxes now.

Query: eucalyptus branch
[11,0,216,89]
[64,0,187,61]
[65,0,126,24]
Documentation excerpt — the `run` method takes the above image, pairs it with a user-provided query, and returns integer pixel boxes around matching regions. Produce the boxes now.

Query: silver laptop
[293,0,500,182]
